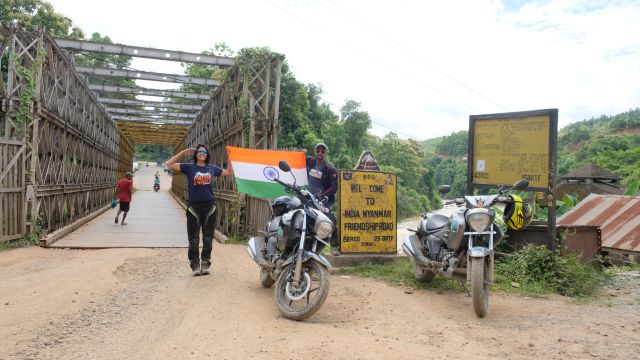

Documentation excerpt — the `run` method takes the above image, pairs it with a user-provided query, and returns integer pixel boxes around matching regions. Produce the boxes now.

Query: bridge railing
[0,25,133,242]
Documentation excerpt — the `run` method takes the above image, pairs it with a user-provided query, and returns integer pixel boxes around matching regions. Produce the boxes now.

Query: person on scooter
[153,176,160,191]
[306,143,339,255]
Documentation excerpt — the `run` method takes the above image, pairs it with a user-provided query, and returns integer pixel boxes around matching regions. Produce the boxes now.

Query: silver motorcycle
[403,179,529,317]
[247,160,333,321]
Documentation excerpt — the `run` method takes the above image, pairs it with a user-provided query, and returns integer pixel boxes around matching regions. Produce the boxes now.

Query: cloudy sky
[50,0,640,141]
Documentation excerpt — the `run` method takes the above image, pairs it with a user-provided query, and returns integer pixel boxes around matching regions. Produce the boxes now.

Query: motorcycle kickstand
[459,280,470,296]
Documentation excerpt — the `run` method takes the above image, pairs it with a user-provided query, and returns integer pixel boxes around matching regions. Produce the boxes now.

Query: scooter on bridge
[153,178,160,192]
[403,179,532,317]
[247,160,333,321]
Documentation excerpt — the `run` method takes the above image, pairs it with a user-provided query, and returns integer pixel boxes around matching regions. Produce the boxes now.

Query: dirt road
[1,244,638,360]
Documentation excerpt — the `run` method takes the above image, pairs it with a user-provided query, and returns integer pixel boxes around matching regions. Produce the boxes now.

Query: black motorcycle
[247,160,333,320]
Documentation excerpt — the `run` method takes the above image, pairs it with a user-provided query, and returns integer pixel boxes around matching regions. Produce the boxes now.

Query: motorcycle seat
[425,214,449,231]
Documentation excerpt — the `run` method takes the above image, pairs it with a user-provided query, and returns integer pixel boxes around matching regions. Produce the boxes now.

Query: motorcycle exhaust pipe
[248,236,273,270]
[247,237,258,262]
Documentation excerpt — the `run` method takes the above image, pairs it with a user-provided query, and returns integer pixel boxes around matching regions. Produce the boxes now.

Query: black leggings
[186,201,217,263]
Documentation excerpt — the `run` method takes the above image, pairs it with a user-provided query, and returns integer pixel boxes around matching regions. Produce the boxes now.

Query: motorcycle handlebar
[273,178,300,192]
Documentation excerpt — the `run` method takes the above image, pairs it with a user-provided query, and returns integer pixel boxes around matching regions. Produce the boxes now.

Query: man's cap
[314,143,328,152]
[124,172,133,177]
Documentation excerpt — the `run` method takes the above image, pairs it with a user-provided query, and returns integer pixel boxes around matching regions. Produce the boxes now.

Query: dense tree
[179,43,233,96]
[0,0,84,38]
[135,144,173,162]
[340,100,371,158]
[277,61,314,150]
[435,130,468,158]
[557,108,640,185]
[306,83,338,138]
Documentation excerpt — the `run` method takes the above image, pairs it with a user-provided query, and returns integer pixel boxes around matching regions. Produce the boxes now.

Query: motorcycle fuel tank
[445,211,466,250]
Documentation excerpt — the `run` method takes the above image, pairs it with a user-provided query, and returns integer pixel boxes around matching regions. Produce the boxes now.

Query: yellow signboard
[338,170,397,254]
[472,115,550,188]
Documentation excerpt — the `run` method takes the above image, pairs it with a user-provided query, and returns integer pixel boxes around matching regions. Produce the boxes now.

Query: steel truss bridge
[1,24,283,244]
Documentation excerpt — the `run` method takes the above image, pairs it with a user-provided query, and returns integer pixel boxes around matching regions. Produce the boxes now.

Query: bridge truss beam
[88,84,210,100]
[105,107,196,119]
[111,115,192,125]
[55,38,235,66]
[75,66,220,86]
[98,97,202,111]
[116,122,187,148]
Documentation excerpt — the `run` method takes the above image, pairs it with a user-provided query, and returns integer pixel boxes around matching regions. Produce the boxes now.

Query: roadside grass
[335,245,616,299]
[606,262,640,273]
[226,235,248,245]
[0,217,45,252]
[335,259,463,293]
[0,235,41,251]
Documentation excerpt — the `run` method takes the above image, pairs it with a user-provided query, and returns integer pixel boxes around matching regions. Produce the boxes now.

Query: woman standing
[166,144,233,276]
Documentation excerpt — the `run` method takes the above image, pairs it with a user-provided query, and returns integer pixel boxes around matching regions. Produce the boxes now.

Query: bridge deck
[51,166,187,249]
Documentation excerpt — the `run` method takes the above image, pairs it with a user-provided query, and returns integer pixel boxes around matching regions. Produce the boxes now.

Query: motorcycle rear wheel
[260,268,275,288]
[471,258,489,318]
[412,261,435,282]
[275,259,330,321]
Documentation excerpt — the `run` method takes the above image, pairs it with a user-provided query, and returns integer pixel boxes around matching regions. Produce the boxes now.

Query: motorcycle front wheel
[275,259,330,321]
[470,257,489,318]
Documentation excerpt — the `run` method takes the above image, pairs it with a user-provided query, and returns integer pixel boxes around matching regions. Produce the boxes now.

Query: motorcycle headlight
[465,209,493,232]
[314,220,334,239]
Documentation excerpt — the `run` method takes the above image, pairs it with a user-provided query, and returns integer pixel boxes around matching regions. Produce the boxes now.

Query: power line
[321,0,509,111]
[264,0,480,112]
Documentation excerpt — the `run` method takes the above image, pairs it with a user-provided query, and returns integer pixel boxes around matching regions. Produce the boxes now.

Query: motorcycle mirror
[513,179,529,190]
[263,166,280,181]
[438,185,451,195]
[278,160,291,172]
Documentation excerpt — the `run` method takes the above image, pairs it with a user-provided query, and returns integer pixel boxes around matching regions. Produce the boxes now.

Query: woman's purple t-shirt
[180,163,223,204]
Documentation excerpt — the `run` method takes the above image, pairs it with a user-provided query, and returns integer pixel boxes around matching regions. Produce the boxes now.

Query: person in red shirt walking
[115,172,133,225]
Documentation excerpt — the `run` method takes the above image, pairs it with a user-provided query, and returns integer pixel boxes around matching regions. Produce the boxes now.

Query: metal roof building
[558,163,624,200]
[557,194,640,255]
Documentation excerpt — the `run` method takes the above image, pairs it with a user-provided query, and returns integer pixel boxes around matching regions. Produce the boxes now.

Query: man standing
[306,143,340,255]
[115,172,133,225]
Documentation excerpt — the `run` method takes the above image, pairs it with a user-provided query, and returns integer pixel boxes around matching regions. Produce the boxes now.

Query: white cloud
[49,0,640,140]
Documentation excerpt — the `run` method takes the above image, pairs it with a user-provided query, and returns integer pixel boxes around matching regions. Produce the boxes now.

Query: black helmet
[271,196,301,216]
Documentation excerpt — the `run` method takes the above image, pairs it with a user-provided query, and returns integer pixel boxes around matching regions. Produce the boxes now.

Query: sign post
[338,170,397,254]
[467,109,558,249]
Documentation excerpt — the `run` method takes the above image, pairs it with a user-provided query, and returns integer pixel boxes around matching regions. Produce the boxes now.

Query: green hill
[557,108,640,182]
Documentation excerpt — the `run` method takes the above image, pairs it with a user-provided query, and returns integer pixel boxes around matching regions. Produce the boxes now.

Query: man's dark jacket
[306,156,338,206]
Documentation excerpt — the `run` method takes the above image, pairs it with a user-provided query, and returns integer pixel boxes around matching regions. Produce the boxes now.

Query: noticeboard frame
[467,109,558,249]
[337,169,398,255]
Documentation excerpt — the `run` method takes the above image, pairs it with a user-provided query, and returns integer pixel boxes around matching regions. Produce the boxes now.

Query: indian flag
[227,146,309,200]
